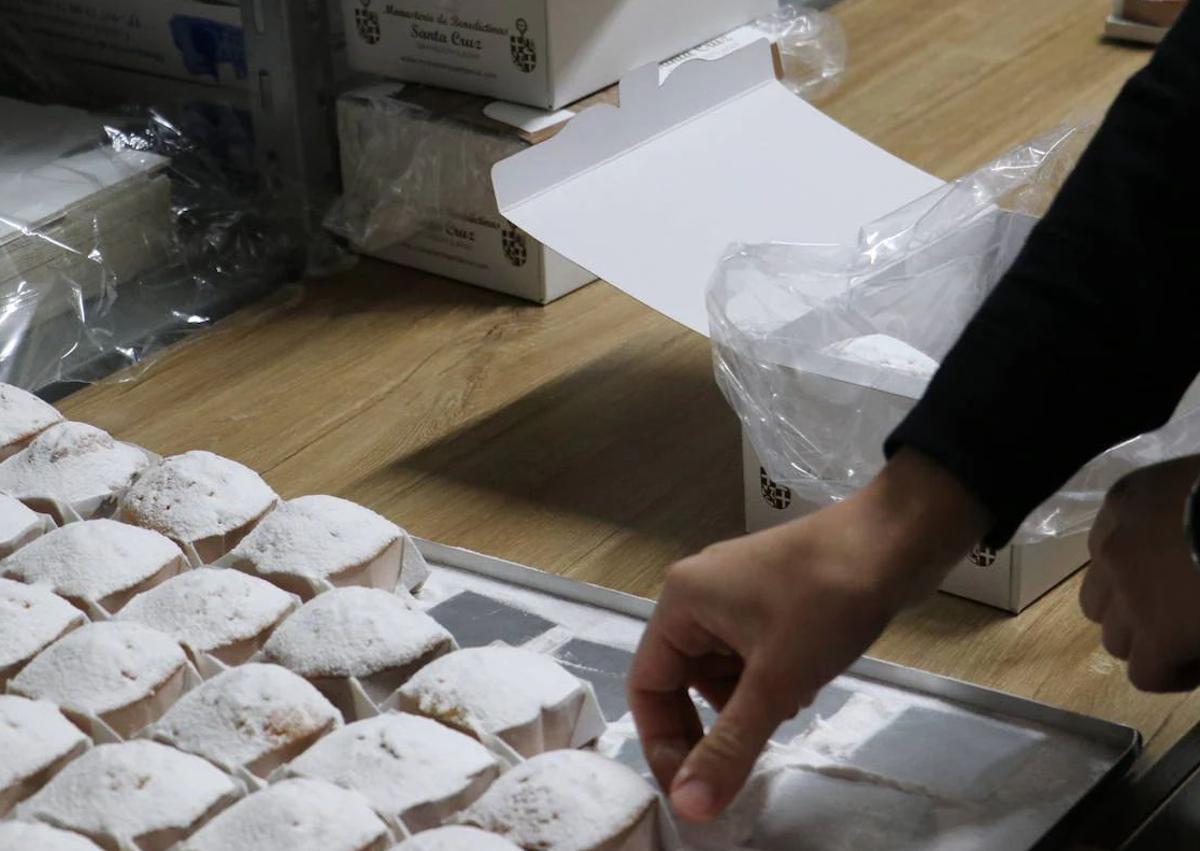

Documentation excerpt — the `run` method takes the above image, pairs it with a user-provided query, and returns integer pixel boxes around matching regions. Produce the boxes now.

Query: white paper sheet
[493,41,942,336]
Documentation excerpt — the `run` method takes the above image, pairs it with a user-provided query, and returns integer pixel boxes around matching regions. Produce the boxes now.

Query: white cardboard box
[0,0,347,88]
[335,82,595,304]
[493,42,1090,612]
[341,0,776,109]
[335,23,785,304]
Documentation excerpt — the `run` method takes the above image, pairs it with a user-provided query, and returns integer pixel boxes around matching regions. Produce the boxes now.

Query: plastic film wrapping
[0,14,337,397]
[709,122,1200,543]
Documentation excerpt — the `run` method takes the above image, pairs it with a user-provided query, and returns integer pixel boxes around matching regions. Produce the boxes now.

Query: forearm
[889,5,1200,546]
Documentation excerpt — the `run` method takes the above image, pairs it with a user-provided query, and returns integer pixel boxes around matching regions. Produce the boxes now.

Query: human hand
[1081,454,1200,691]
[628,449,990,822]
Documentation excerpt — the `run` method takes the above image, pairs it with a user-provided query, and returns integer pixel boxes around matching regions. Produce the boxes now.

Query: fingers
[628,621,707,792]
[1079,562,1112,623]
[1100,608,1132,660]
[669,661,789,822]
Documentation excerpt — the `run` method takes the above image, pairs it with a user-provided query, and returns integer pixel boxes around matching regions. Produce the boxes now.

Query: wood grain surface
[60,0,1197,773]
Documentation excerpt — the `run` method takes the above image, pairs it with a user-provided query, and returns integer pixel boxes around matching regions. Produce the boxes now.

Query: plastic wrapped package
[324,4,848,303]
[759,3,848,102]
[709,123,1200,543]
[0,16,335,397]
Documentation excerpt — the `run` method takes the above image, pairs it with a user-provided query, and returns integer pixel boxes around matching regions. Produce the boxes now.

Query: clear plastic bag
[759,2,848,102]
[709,122,1200,543]
[0,17,327,398]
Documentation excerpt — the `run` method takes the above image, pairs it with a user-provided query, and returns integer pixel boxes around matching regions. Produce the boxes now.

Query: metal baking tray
[413,538,1142,851]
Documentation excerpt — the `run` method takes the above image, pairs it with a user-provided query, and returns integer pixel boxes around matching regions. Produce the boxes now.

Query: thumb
[668,663,788,822]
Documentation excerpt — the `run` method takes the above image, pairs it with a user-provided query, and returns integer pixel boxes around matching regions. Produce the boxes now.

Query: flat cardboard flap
[493,41,942,336]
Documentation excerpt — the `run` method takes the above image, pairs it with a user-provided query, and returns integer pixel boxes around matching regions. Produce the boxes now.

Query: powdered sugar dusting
[394,826,521,851]
[286,714,498,818]
[2,519,182,604]
[10,621,186,716]
[178,778,389,851]
[0,383,62,450]
[0,821,104,851]
[119,569,296,654]
[147,664,341,773]
[120,451,278,542]
[0,494,41,543]
[231,495,400,581]
[0,578,85,672]
[457,750,657,851]
[400,647,582,734]
[0,695,89,791]
[17,740,237,842]
[0,422,149,506]
[263,587,452,678]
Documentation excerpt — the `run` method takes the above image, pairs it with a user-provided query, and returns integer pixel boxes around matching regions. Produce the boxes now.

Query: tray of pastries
[0,383,1139,851]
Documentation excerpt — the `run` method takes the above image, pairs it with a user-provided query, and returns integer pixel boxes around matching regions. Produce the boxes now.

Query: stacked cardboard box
[333,0,779,302]
[0,98,172,338]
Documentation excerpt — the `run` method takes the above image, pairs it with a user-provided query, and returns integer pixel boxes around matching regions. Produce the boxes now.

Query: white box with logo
[492,42,1091,612]
[0,0,347,88]
[333,23,785,303]
[341,0,776,109]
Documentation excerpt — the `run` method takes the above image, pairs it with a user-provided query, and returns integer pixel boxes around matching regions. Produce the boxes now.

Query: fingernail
[671,776,717,821]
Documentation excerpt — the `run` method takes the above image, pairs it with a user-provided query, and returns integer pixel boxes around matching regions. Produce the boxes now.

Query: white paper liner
[214,530,432,600]
[0,509,56,560]
[52,660,204,744]
[382,654,609,761]
[22,444,160,526]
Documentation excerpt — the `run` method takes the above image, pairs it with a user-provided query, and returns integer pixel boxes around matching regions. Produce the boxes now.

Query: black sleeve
[885,5,1200,548]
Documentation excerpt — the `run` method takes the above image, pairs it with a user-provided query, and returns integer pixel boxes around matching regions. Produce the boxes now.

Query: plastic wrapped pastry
[0,695,90,817]
[1,519,185,616]
[0,422,152,523]
[9,621,193,740]
[177,778,391,851]
[15,740,239,851]
[117,450,279,564]
[224,494,429,599]
[394,646,606,758]
[262,587,455,721]
[119,569,299,668]
[145,663,341,781]
[0,577,86,689]
[456,750,666,851]
[281,713,500,832]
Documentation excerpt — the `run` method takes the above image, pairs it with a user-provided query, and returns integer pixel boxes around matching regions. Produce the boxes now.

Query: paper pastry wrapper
[380,671,609,765]
[23,443,161,526]
[49,659,204,745]
[213,530,432,600]
[0,509,56,559]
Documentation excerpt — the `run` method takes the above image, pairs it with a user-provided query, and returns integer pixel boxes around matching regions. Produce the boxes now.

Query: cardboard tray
[412,537,1141,851]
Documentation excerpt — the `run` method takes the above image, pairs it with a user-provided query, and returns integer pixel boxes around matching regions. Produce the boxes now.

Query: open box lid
[492,40,943,338]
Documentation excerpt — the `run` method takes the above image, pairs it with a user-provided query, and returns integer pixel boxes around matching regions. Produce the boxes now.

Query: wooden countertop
[62,0,1197,773]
